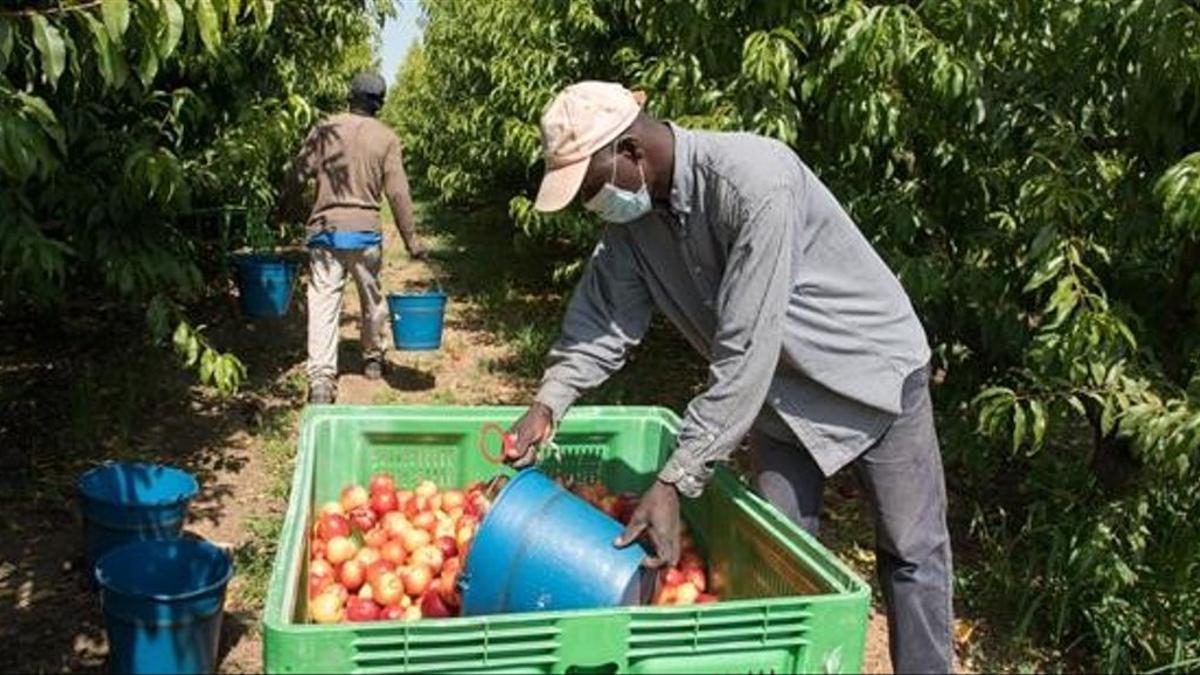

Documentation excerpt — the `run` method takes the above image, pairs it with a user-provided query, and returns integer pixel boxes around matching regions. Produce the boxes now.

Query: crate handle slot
[565,661,619,674]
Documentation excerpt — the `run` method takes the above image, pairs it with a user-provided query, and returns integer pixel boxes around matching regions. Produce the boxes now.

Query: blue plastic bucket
[233,254,297,319]
[96,539,233,674]
[460,469,653,615]
[78,463,199,572]
[387,291,447,350]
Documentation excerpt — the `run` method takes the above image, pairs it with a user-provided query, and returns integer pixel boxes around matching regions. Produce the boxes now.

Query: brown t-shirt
[292,112,417,251]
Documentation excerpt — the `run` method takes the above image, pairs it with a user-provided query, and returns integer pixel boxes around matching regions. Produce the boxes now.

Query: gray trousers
[306,246,388,385]
[750,365,954,674]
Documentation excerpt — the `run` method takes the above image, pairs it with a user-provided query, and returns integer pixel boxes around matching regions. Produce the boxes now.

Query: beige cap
[534,81,645,212]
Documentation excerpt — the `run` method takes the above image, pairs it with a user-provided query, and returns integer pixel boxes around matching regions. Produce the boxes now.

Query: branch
[0,1,102,18]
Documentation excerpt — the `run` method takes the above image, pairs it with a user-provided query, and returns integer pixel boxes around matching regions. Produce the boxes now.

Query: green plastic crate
[263,406,870,673]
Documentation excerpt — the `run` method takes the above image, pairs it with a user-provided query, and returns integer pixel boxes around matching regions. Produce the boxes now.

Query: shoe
[364,358,384,381]
[309,381,335,404]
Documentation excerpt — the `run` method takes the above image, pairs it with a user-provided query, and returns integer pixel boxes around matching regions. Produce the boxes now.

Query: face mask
[584,145,652,224]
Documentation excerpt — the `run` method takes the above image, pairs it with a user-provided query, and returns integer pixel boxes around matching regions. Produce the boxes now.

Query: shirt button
[772,397,782,406]
[706,433,716,442]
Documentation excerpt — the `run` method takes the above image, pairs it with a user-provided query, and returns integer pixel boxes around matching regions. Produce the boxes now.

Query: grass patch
[231,401,301,617]
[372,388,401,405]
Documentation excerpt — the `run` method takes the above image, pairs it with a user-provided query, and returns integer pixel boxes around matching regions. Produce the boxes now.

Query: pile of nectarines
[307,473,721,623]
[306,475,491,623]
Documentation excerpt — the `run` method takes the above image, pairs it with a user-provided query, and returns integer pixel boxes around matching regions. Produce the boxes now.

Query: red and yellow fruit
[307,474,724,623]
[369,473,397,496]
[309,592,343,624]
[341,484,370,512]
[325,536,358,565]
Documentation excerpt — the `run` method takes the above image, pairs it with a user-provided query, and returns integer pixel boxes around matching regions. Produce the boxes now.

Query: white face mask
[584,144,652,224]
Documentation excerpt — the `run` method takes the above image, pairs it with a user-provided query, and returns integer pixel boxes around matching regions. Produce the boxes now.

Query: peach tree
[1,0,392,392]
[389,0,1200,668]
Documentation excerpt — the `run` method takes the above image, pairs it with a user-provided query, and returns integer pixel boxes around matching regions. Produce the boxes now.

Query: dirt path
[333,229,532,408]
[193,420,281,673]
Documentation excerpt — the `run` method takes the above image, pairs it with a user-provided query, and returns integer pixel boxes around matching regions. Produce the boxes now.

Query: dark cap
[349,72,387,114]
[350,71,387,99]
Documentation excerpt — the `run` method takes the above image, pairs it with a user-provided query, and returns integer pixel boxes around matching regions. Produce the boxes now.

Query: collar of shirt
[666,122,695,218]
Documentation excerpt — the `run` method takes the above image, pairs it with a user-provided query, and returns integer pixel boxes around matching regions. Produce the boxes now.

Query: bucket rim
[231,251,290,263]
[95,539,234,602]
[460,469,546,613]
[386,290,447,300]
[467,469,557,560]
[480,468,543,522]
[77,462,200,508]
[231,252,300,272]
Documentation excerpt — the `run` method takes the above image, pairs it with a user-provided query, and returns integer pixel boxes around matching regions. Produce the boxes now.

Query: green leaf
[1066,395,1087,417]
[16,92,65,153]
[972,385,1014,406]
[196,0,221,53]
[227,0,243,25]
[1024,254,1064,293]
[213,356,227,390]
[252,0,274,29]
[200,348,216,384]
[159,0,184,58]
[85,18,114,87]
[145,295,174,341]
[172,321,189,351]
[30,16,67,88]
[1101,396,1117,435]
[0,18,13,71]
[102,0,131,42]
[1012,401,1027,454]
[1029,224,1058,260]
[186,335,200,367]
[138,45,159,86]
[972,97,986,126]
[1155,153,1200,234]
[83,14,128,90]
[1028,399,1047,452]
[1044,276,1079,329]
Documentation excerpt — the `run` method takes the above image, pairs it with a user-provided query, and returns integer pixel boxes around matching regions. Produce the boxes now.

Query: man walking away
[284,72,427,404]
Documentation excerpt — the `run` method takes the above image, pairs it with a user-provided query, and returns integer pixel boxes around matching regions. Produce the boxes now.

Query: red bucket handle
[479,423,515,465]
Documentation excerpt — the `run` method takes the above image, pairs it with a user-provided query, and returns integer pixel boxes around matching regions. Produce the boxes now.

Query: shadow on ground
[334,338,436,392]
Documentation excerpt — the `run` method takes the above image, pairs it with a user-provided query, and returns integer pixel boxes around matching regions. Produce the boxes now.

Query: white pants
[306,246,387,385]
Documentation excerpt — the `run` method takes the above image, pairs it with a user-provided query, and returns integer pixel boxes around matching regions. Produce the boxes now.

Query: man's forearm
[534,378,580,423]
[387,194,420,252]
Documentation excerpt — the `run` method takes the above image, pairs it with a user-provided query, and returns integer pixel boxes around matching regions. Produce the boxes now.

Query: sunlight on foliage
[389,0,1200,669]
[2,0,394,387]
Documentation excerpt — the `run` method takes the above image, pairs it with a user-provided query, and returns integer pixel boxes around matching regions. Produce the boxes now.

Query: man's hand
[614,479,681,568]
[410,245,430,262]
[505,402,554,468]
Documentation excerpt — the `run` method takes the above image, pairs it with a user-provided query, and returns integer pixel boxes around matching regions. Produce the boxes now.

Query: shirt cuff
[656,448,713,499]
[534,379,577,423]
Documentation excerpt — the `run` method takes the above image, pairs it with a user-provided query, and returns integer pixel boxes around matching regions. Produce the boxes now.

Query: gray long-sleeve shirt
[535,124,930,497]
